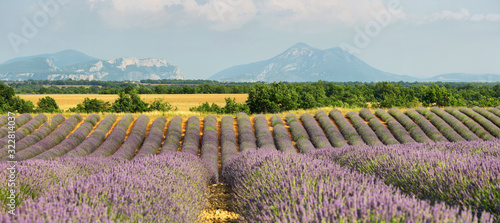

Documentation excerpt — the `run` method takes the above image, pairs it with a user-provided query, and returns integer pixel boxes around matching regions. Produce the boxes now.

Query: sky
[0,0,499,79]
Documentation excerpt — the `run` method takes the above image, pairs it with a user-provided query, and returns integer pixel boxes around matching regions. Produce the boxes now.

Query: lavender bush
[200,115,219,183]
[11,114,83,161]
[328,109,365,145]
[236,112,257,151]
[314,110,347,147]
[375,109,416,144]
[459,107,500,138]
[160,116,182,154]
[388,108,433,143]
[134,116,167,159]
[0,153,212,222]
[63,114,117,158]
[299,113,332,149]
[0,113,32,138]
[312,143,500,219]
[181,116,201,156]
[0,115,8,127]
[445,107,494,141]
[111,115,149,160]
[285,113,315,153]
[89,114,135,157]
[0,114,47,148]
[220,116,238,166]
[222,150,493,222]
[474,107,500,128]
[405,109,448,142]
[346,111,383,146]
[417,107,466,142]
[358,109,399,145]
[431,107,481,141]
[254,115,277,150]
[270,114,285,126]
[34,114,100,159]
[487,107,500,119]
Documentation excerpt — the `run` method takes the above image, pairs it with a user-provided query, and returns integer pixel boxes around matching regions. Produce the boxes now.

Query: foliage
[190,97,249,114]
[35,96,61,113]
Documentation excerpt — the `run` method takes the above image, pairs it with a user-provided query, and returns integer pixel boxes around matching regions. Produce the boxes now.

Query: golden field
[18,94,248,112]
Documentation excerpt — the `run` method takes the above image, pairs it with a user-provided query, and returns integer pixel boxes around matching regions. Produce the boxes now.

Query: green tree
[149,98,176,112]
[246,82,299,113]
[111,90,150,113]
[36,96,60,113]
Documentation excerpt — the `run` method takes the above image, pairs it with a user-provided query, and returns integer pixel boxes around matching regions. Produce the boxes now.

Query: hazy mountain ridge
[0,50,184,81]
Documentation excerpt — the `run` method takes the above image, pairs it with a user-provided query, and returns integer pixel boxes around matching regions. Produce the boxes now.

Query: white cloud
[85,0,406,29]
[410,8,500,24]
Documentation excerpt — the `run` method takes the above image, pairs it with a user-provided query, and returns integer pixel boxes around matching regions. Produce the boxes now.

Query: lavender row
[375,109,416,144]
[404,109,448,142]
[459,107,500,138]
[270,114,285,126]
[346,111,383,146]
[0,113,32,139]
[271,117,296,153]
[285,114,315,153]
[474,107,500,128]
[181,116,201,156]
[160,116,182,154]
[220,116,238,166]
[134,116,167,159]
[236,112,257,151]
[63,114,117,158]
[445,107,494,141]
[300,113,332,149]
[0,114,47,148]
[111,115,149,160]
[0,115,8,127]
[254,115,276,150]
[0,153,212,222]
[201,115,219,182]
[312,143,500,219]
[358,109,400,145]
[222,150,491,222]
[388,108,433,143]
[416,107,466,142]
[88,114,135,157]
[34,114,100,160]
[314,111,347,147]
[430,107,481,141]
[12,114,83,161]
[329,109,365,145]
[487,107,500,119]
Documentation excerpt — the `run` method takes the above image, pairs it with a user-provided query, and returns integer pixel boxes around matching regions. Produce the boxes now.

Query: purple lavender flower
[134,116,167,159]
[285,113,315,153]
[346,111,383,146]
[160,116,182,154]
[329,109,365,145]
[314,110,347,148]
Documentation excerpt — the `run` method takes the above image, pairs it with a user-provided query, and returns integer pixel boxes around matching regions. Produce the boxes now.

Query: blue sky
[1,0,499,79]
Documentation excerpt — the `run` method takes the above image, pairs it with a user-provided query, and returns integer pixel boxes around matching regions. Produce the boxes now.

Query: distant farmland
[18,94,248,111]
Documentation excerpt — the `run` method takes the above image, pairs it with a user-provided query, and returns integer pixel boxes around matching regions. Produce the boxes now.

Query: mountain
[0,50,184,81]
[425,73,500,82]
[210,43,419,82]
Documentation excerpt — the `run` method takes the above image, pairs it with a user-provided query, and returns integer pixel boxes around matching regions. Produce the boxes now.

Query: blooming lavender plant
[134,116,167,159]
[416,107,466,142]
[430,107,481,141]
[375,109,416,144]
[223,150,493,222]
[220,116,238,166]
[0,153,212,222]
[475,107,500,128]
[0,114,47,148]
[313,110,347,147]
[270,114,285,126]
[346,111,383,146]
[358,109,399,145]
[299,113,332,149]
[388,108,433,143]
[200,115,219,183]
[285,113,315,153]
[12,114,83,161]
[487,107,500,119]
[0,113,32,138]
[181,116,201,156]
[312,143,500,219]
[329,109,365,145]
[254,115,277,150]
[34,114,100,160]
[63,114,117,158]
[111,115,149,160]
[0,115,9,127]
[160,116,182,154]
[404,109,448,142]
[444,107,494,141]
[460,107,500,138]
[236,112,257,151]
[88,114,135,158]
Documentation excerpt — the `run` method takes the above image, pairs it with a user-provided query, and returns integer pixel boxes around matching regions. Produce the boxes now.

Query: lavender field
[1,106,500,222]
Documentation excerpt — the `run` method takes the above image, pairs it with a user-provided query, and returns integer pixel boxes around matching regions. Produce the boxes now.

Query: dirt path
[198,183,240,223]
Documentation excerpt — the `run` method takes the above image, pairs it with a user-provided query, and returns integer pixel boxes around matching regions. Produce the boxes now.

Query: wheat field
[18,94,248,112]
